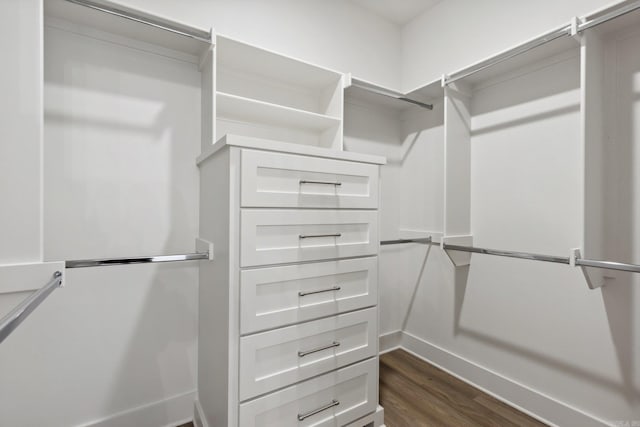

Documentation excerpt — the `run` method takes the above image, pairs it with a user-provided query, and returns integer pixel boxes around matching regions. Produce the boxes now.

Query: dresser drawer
[241,149,379,209]
[240,209,378,267]
[240,257,378,334]
[239,357,377,427]
[239,308,377,401]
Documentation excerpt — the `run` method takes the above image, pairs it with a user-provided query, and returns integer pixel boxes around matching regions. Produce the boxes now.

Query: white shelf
[216,92,341,133]
[451,30,579,90]
[217,35,342,90]
[345,76,437,113]
[45,0,211,57]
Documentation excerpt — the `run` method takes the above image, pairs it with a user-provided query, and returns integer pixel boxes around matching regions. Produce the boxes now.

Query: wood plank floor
[178,349,546,427]
[380,349,547,427]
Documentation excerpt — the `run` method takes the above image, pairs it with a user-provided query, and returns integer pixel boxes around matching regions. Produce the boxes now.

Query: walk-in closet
[1,0,639,426]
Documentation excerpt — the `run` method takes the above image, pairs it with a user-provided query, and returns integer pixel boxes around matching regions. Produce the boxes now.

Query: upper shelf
[217,35,342,91]
[44,0,211,57]
[447,27,579,90]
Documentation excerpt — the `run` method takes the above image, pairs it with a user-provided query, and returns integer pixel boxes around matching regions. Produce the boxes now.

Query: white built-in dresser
[196,33,386,427]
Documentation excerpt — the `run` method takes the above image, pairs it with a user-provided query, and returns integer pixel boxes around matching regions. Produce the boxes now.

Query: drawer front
[240,209,378,267]
[240,257,378,334]
[239,357,377,427]
[239,308,377,401]
[241,149,379,209]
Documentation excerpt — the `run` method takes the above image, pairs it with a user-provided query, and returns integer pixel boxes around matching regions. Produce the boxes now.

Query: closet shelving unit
[44,0,214,260]
[440,26,582,266]
[215,35,344,150]
[343,0,640,287]
[436,0,640,288]
[578,3,640,287]
[344,76,444,246]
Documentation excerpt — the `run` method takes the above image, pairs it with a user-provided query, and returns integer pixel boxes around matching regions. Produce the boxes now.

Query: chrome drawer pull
[298,286,341,297]
[299,180,342,186]
[299,233,342,239]
[298,341,340,357]
[297,400,340,421]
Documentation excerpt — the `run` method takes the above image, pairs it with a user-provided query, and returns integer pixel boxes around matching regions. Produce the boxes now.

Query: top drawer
[241,149,379,209]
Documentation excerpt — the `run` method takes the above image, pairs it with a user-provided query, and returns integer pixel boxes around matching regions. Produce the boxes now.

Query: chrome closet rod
[66,252,209,268]
[576,258,640,274]
[444,24,572,85]
[65,0,212,43]
[380,237,433,246]
[443,244,640,274]
[442,244,571,265]
[0,272,63,344]
[350,81,434,110]
[445,0,640,85]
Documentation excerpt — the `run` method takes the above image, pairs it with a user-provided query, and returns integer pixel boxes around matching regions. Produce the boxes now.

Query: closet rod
[444,25,571,85]
[351,81,434,110]
[443,244,640,274]
[0,272,63,345]
[381,237,433,246]
[578,0,640,32]
[442,244,571,265]
[576,258,640,274]
[66,252,210,268]
[445,1,640,86]
[65,0,212,43]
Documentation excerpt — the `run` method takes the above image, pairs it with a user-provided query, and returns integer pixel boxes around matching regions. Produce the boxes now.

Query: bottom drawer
[239,358,377,427]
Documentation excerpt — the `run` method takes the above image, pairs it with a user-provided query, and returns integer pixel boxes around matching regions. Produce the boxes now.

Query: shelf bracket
[571,248,608,290]
[196,238,215,261]
[442,235,474,266]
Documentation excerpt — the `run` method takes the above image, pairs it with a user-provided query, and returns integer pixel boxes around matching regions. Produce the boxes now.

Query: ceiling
[350,0,442,25]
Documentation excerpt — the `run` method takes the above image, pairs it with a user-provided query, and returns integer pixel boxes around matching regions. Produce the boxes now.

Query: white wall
[0,0,42,263]
[401,0,616,91]
[113,0,402,89]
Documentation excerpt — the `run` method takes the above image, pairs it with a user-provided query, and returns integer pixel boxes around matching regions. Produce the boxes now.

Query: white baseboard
[379,330,402,354]
[193,399,209,427]
[397,331,612,427]
[78,390,195,427]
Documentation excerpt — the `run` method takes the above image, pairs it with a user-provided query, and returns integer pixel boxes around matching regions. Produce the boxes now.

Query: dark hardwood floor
[179,350,546,427]
[380,349,547,427]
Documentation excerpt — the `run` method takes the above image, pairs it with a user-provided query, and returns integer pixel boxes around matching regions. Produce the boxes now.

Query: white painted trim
[398,331,612,427]
[77,390,195,427]
[193,399,209,427]
[0,262,65,294]
[378,330,402,354]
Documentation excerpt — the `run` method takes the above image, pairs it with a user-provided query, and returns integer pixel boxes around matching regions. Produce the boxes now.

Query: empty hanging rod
[443,244,571,265]
[66,252,209,268]
[66,0,212,43]
[575,258,640,274]
[0,271,63,345]
[578,0,640,32]
[445,0,640,86]
[381,237,433,246]
[351,81,433,110]
[443,244,640,274]
[444,25,572,85]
